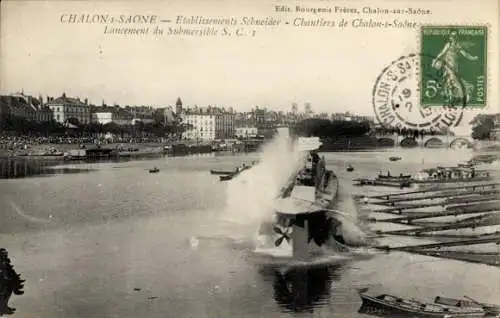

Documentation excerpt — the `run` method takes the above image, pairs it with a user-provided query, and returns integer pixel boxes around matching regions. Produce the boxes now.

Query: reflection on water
[0,159,95,179]
[259,264,344,313]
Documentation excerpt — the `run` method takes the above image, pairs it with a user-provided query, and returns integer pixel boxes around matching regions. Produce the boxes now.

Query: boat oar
[464,295,482,304]
[464,295,493,307]
[463,296,500,314]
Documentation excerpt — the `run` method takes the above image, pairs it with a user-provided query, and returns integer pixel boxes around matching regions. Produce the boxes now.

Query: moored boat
[353,178,412,188]
[413,167,492,184]
[210,169,236,175]
[434,296,500,316]
[376,172,412,181]
[358,288,486,317]
[217,163,254,182]
[219,174,233,181]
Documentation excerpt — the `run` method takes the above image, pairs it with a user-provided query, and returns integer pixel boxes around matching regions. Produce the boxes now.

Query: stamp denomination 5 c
[420,25,487,107]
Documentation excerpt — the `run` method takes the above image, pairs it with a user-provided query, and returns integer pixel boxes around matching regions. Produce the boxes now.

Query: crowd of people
[0,133,169,154]
[0,249,24,316]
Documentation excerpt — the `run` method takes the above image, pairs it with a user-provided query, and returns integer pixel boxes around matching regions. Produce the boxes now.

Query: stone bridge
[374,133,474,148]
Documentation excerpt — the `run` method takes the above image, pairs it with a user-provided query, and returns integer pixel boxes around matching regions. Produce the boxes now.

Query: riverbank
[0,142,161,156]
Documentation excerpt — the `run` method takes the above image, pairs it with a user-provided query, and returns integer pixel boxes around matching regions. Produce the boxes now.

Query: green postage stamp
[420,25,487,107]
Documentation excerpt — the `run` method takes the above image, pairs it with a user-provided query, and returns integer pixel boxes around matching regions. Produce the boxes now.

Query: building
[91,106,133,125]
[2,93,53,123]
[0,95,35,122]
[175,97,183,116]
[235,126,258,138]
[125,106,155,124]
[182,111,216,140]
[46,93,90,125]
[0,93,53,123]
[10,92,53,122]
[215,111,236,139]
[181,107,236,141]
[154,106,178,126]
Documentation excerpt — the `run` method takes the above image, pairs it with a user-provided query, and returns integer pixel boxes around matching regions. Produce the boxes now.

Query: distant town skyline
[1,0,498,122]
[0,88,344,114]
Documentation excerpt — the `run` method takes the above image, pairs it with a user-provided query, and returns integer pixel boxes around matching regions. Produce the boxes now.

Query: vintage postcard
[0,0,499,317]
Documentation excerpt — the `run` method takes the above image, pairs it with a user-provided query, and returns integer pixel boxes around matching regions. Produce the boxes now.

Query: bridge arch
[377,138,395,147]
[424,137,445,148]
[400,138,418,148]
[449,137,473,149]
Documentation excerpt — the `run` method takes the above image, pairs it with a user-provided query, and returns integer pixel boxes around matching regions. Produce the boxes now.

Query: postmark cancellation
[372,54,464,131]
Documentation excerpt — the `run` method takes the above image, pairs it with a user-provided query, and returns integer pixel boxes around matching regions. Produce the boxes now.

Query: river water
[0,142,499,318]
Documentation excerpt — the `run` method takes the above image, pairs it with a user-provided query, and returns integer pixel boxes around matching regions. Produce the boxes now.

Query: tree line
[5,113,496,140]
[291,118,371,137]
[290,118,463,139]
[0,116,191,138]
[469,113,498,140]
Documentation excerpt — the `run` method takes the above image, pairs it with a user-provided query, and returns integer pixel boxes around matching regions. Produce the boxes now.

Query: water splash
[220,128,307,239]
[213,129,372,257]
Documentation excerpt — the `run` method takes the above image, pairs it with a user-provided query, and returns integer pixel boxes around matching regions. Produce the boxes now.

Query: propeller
[273,223,293,247]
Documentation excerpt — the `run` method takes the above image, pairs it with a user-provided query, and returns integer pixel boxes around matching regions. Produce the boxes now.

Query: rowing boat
[217,165,253,182]
[210,169,236,175]
[435,296,500,316]
[219,175,234,181]
[358,288,486,317]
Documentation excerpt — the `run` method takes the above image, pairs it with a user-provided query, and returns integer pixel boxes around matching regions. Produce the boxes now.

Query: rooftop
[47,93,86,106]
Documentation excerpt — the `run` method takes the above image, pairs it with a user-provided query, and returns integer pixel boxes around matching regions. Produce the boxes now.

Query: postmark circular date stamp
[372,54,465,131]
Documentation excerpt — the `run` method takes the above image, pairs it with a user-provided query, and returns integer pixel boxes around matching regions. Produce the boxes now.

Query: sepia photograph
[0,0,499,317]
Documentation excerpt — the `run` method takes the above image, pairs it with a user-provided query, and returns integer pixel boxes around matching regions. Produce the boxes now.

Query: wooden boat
[353,178,412,188]
[210,169,236,175]
[413,167,492,184]
[219,174,233,181]
[469,154,499,165]
[377,173,412,181]
[435,296,500,316]
[358,289,485,317]
[218,164,253,182]
[149,167,160,173]
[389,156,402,161]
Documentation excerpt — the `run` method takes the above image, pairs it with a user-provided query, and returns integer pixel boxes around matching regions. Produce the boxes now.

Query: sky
[1,0,499,127]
